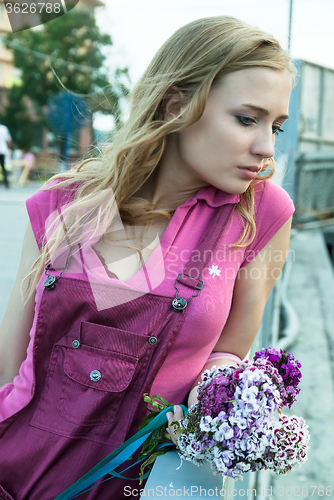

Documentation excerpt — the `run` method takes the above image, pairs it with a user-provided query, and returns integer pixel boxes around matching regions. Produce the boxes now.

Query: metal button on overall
[148,336,157,345]
[172,297,188,311]
[44,276,57,290]
[72,340,80,349]
[90,370,101,382]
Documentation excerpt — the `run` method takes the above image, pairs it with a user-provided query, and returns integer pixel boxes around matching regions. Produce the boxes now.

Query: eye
[236,115,257,127]
[272,126,284,136]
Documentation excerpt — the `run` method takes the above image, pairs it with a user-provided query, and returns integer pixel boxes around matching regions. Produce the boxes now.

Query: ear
[163,87,187,122]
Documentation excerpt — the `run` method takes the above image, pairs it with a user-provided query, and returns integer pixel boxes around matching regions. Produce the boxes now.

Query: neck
[135,137,209,209]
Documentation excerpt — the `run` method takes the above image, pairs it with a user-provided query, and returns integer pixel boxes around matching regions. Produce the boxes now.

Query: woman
[0,16,295,499]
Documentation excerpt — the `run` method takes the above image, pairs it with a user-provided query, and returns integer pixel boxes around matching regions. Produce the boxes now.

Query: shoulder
[26,178,77,215]
[241,180,294,266]
[253,180,294,221]
[26,178,78,251]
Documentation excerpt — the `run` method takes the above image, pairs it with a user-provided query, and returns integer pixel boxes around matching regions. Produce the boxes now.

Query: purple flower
[253,346,302,408]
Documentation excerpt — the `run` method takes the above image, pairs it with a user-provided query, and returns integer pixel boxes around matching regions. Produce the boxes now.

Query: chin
[214,181,253,195]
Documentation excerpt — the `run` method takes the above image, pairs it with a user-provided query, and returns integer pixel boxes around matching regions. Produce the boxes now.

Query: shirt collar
[180,185,240,209]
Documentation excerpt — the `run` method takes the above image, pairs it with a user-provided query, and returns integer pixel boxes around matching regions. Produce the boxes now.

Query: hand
[187,386,198,407]
[166,405,184,445]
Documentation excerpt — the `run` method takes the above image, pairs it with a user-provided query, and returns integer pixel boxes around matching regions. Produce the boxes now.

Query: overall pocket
[30,321,150,444]
[58,344,138,425]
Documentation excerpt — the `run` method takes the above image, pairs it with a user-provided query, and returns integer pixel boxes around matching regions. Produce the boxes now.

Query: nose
[250,126,275,160]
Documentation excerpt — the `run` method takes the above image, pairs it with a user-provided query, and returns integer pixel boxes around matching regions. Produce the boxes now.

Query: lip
[237,166,261,180]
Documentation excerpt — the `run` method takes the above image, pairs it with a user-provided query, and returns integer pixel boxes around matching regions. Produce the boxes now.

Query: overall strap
[171,202,236,311]
[176,203,235,283]
[185,202,236,275]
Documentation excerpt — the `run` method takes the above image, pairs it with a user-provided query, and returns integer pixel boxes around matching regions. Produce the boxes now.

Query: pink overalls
[0,202,235,500]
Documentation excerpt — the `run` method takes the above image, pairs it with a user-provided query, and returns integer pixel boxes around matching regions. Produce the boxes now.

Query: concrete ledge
[143,451,225,498]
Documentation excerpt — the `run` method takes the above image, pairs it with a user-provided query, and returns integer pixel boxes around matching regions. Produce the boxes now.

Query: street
[0,181,44,317]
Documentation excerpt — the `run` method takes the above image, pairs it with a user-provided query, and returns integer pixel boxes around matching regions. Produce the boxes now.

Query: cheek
[180,121,226,158]
[177,128,210,164]
[178,117,248,169]
[180,136,221,172]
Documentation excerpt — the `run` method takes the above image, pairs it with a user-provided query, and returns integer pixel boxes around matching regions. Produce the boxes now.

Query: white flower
[236,461,251,472]
[213,456,228,472]
[275,450,288,461]
[241,386,258,401]
[200,415,213,432]
[213,422,234,441]
[236,418,248,430]
[208,264,221,278]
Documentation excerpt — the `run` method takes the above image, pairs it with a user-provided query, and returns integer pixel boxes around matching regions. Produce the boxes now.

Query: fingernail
[166,412,173,422]
[173,405,178,412]
[166,428,171,435]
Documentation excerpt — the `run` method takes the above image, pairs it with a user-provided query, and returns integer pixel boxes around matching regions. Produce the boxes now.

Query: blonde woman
[0,16,295,499]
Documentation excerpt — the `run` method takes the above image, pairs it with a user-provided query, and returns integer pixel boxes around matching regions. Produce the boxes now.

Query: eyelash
[236,116,284,136]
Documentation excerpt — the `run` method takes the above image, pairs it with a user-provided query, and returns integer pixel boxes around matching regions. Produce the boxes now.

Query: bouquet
[140,346,310,481]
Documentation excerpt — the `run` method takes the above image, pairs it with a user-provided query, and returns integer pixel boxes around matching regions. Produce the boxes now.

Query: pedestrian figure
[11,147,24,185]
[17,151,37,186]
[0,123,12,188]
[0,16,296,499]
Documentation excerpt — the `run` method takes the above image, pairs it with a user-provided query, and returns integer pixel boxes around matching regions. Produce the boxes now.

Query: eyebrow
[241,103,289,120]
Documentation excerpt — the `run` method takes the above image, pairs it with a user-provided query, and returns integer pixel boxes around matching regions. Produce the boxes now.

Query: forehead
[211,67,292,115]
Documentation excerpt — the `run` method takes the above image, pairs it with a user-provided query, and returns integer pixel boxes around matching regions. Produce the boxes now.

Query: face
[168,67,292,195]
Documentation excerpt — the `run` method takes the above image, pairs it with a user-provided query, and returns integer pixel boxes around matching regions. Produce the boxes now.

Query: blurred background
[0,1,333,498]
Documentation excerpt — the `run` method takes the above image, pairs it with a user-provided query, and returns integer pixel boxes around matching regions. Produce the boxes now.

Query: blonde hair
[24,16,297,297]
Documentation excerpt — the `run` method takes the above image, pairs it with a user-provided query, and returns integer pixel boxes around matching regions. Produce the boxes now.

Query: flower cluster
[261,415,309,474]
[176,346,309,481]
[253,346,302,408]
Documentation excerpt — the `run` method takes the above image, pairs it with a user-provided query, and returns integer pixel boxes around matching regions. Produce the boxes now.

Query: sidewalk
[267,228,334,498]
[0,181,44,320]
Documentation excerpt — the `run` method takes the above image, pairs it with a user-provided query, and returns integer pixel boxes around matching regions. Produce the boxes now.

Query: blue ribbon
[70,443,174,499]
[54,405,188,500]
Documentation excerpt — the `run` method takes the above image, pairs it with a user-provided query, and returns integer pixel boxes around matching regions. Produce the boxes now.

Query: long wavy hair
[23,16,297,298]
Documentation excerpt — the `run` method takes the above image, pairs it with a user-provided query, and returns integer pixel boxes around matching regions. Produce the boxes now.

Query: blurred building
[0,0,104,174]
[274,59,334,250]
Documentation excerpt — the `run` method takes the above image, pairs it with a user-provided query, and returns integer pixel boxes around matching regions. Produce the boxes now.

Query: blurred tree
[0,8,129,150]
[0,85,41,151]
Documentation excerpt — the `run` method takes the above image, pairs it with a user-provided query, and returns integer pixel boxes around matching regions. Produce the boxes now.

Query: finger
[188,387,199,407]
[166,424,179,444]
[172,405,184,421]
[166,406,184,445]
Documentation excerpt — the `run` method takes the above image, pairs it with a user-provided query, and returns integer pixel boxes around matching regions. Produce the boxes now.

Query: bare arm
[189,215,292,400]
[0,223,41,386]
[213,217,292,353]
[167,217,293,437]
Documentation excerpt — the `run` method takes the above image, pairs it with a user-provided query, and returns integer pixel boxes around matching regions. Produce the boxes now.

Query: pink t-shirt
[0,180,294,420]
